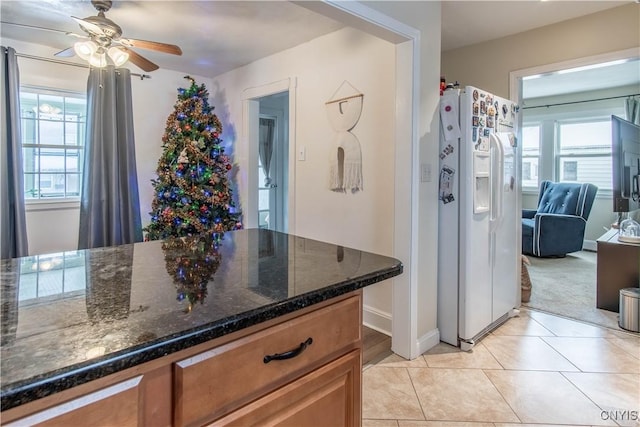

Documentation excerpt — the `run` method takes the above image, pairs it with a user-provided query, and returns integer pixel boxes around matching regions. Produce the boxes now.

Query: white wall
[442,3,639,253]
[212,26,397,329]
[441,4,640,99]
[363,0,443,351]
[5,38,212,255]
[8,1,445,357]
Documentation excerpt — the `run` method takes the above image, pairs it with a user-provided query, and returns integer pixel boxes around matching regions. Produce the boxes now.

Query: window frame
[521,123,542,190]
[20,86,86,204]
[521,97,625,195]
[554,117,613,191]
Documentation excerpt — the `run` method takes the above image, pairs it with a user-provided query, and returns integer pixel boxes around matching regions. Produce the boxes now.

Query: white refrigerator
[437,85,520,350]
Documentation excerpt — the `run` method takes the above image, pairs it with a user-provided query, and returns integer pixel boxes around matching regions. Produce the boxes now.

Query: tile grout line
[605,337,640,360]
[526,311,560,337]
[479,368,523,425]
[536,335,583,372]
[481,337,510,371]
[405,366,428,422]
[558,370,620,426]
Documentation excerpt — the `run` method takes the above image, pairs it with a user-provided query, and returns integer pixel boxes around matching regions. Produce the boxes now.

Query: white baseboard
[583,239,597,252]
[363,304,392,336]
[363,308,440,359]
[417,328,440,356]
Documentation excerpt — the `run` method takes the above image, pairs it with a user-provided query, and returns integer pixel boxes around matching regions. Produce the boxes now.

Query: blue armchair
[522,180,598,257]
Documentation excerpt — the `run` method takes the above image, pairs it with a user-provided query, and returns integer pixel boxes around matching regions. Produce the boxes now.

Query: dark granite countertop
[0,229,402,411]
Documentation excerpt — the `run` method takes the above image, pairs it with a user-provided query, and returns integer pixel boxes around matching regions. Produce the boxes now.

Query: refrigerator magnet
[473,90,479,100]
[439,165,455,204]
[472,116,479,127]
[472,127,478,142]
[502,104,508,118]
[487,116,494,128]
[488,106,496,117]
[480,101,487,114]
[477,137,489,151]
[473,103,479,115]
[484,128,491,137]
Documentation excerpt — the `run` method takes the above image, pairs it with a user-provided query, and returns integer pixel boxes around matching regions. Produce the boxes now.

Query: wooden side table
[596,228,640,312]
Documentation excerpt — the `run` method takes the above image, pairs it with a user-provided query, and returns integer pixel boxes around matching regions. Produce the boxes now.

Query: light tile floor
[363,308,640,427]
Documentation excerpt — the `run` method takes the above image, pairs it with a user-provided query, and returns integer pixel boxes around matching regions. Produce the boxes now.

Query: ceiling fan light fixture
[88,50,107,68]
[108,46,129,67]
[74,40,98,60]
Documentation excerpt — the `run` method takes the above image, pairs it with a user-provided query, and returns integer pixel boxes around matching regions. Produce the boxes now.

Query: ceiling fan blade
[71,16,105,36]
[65,32,89,39]
[54,47,76,58]
[120,38,182,56]
[123,48,159,72]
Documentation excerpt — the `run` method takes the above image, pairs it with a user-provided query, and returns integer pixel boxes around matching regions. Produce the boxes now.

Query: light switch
[421,163,432,182]
[298,146,306,161]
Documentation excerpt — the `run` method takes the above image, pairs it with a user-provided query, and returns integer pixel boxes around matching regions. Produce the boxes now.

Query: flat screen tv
[612,115,640,213]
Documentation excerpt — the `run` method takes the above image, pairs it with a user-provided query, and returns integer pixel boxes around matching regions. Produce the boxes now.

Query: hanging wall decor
[326,81,364,193]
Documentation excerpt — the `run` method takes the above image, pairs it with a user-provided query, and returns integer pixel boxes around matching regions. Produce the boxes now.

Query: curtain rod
[523,93,639,110]
[14,52,152,80]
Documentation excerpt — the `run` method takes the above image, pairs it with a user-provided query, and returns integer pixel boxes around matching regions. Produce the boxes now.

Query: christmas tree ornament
[178,148,189,164]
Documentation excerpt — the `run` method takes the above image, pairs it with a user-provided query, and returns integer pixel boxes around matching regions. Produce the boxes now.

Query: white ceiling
[0,1,346,77]
[523,59,640,99]
[1,0,636,95]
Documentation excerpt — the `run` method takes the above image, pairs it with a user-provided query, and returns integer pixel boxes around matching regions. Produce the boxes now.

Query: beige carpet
[523,250,623,331]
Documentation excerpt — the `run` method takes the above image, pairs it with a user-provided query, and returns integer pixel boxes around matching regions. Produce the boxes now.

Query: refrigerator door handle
[489,133,505,230]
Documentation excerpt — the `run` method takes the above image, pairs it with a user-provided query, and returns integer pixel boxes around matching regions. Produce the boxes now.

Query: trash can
[619,287,640,332]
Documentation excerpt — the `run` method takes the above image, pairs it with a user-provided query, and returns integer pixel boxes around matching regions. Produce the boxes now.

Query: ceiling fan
[53,0,182,72]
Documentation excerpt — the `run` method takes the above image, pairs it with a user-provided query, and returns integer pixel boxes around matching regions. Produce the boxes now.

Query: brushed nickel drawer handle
[263,337,313,364]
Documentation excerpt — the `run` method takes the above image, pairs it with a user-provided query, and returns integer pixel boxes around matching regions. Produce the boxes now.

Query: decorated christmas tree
[144,76,242,240]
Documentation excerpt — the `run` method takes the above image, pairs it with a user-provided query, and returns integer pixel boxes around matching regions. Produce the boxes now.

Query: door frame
[242,78,297,233]
[259,105,286,232]
[296,1,423,358]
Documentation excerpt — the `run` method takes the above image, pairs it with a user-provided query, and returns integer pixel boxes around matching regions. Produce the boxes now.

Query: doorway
[511,49,640,329]
[257,92,289,232]
[242,78,296,233]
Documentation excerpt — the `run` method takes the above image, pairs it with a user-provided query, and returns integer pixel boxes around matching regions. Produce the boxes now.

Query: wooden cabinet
[597,229,640,312]
[4,376,143,427]
[174,295,360,426]
[209,351,361,427]
[3,292,363,427]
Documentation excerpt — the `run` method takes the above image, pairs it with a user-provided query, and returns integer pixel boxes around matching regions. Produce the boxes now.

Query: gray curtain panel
[258,117,275,186]
[1,46,29,259]
[626,97,640,125]
[78,66,142,249]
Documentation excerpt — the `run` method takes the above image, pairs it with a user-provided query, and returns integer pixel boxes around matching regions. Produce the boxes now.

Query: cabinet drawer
[6,376,142,427]
[209,350,361,427]
[174,295,361,427]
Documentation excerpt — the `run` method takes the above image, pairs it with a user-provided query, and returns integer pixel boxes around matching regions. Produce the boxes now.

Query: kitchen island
[0,229,402,426]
